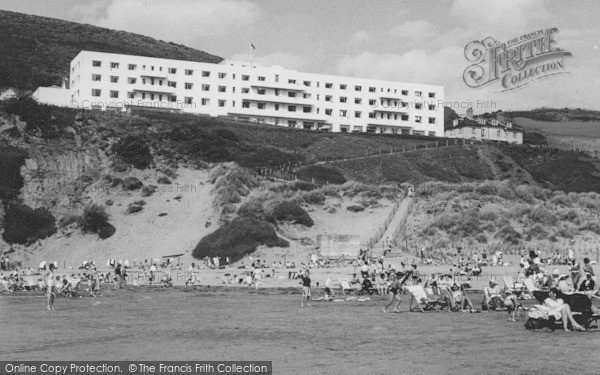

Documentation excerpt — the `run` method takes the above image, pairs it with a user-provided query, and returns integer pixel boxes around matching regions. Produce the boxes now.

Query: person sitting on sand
[483,280,502,309]
[450,284,478,313]
[544,288,585,331]
[557,274,574,294]
[579,273,595,292]
[0,275,11,294]
[429,282,456,311]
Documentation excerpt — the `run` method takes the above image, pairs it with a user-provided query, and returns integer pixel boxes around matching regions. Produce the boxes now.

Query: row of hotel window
[86,77,436,110]
[87,89,435,123]
[87,60,437,97]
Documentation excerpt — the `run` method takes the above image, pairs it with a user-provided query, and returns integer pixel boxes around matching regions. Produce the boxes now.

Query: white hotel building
[35,51,445,136]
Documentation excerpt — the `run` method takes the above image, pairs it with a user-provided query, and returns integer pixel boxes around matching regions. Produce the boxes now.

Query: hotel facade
[34,51,445,136]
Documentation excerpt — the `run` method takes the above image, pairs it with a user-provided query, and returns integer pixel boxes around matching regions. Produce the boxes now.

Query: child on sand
[504,291,519,321]
[299,270,311,307]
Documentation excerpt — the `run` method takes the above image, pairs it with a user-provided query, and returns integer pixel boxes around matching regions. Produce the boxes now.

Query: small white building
[0,88,17,101]
[32,78,71,107]
[34,50,446,136]
[445,109,523,144]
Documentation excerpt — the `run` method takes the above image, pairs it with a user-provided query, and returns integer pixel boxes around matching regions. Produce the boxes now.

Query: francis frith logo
[463,27,572,92]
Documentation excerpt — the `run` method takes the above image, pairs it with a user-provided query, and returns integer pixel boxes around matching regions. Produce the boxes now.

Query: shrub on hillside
[479,210,498,222]
[266,201,314,227]
[214,128,239,142]
[575,192,600,210]
[497,181,516,200]
[550,191,572,206]
[157,176,172,185]
[579,221,600,235]
[141,185,157,197]
[111,135,153,169]
[347,205,365,212]
[296,165,346,185]
[237,198,266,220]
[2,204,57,244]
[475,234,488,243]
[98,223,116,239]
[514,185,536,204]
[556,224,575,239]
[525,224,548,241]
[192,217,289,262]
[121,176,143,190]
[559,209,580,224]
[0,145,27,202]
[530,205,557,226]
[82,204,110,233]
[475,181,498,196]
[495,224,521,245]
[2,96,74,139]
[297,190,326,205]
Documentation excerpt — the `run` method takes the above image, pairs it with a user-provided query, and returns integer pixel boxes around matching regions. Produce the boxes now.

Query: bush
[121,176,143,190]
[0,145,27,202]
[559,209,580,224]
[157,167,178,179]
[157,176,172,184]
[515,185,536,204]
[98,223,116,239]
[127,205,144,214]
[347,205,365,212]
[111,135,153,169]
[297,190,326,205]
[495,225,521,244]
[214,128,239,142]
[475,181,498,196]
[82,204,109,233]
[2,204,57,244]
[475,234,488,243]
[266,201,314,227]
[141,185,157,197]
[530,205,557,226]
[525,224,548,240]
[237,198,266,220]
[192,217,289,262]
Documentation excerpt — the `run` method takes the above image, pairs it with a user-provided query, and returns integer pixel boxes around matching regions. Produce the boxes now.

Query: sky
[1,0,599,113]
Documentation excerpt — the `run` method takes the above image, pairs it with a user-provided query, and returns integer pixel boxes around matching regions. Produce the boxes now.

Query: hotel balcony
[250,82,306,92]
[228,107,328,122]
[130,83,175,95]
[140,73,169,80]
[242,93,314,106]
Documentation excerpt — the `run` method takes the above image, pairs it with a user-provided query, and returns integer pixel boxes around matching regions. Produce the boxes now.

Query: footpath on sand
[370,197,414,258]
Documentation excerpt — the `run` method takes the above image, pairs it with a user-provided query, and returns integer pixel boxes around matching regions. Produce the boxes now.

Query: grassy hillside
[406,181,600,258]
[0,10,222,90]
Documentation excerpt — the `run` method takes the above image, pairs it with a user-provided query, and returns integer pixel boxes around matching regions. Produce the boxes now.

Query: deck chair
[340,280,356,295]
[404,285,442,312]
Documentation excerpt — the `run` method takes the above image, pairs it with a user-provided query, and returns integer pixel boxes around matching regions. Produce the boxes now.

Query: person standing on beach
[44,264,57,311]
[299,270,312,307]
[149,263,156,285]
[383,272,404,313]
